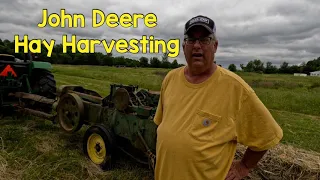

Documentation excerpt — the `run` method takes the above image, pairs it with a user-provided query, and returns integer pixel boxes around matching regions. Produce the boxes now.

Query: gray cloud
[0,0,319,67]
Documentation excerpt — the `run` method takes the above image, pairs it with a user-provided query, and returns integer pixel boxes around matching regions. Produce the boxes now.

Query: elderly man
[153,15,283,180]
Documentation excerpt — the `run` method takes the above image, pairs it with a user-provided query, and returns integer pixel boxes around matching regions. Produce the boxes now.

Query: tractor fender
[30,61,53,71]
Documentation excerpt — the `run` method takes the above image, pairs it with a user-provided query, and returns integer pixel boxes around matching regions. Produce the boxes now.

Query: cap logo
[189,17,210,25]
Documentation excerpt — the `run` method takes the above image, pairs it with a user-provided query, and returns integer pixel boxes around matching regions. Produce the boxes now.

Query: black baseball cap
[184,15,216,35]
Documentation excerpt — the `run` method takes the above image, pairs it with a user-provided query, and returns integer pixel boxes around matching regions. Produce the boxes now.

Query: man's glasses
[184,37,213,45]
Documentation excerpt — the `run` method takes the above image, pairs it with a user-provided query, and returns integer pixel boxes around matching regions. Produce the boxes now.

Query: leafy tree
[171,59,179,68]
[279,62,289,74]
[160,53,171,68]
[228,64,237,72]
[139,57,149,67]
[252,59,264,72]
[265,62,278,74]
[150,57,161,68]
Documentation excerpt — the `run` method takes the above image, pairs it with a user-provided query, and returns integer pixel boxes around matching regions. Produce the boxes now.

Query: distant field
[1,64,320,180]
[236,71,320,116]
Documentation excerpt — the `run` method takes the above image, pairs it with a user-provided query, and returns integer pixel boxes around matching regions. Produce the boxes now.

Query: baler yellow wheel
[83,125,115,170]
[87,133,108,164]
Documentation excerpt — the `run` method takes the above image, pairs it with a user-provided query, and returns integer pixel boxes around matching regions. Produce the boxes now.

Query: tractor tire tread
[32,69,56,99]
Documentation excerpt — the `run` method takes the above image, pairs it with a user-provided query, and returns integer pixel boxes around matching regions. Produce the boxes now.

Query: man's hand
[226,148,267,179]
[225,160,250,180]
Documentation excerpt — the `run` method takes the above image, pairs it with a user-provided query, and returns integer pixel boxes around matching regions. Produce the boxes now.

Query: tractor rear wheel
[83,125,116,170]
[27,69,56,113]
[30,69,56,99]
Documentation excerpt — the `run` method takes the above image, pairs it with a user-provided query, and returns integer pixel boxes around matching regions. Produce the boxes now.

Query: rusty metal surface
[17,107,55,120]
[57,92,84,133]
[57,85,83,95]
[148,90,160,95]
[11,83,160,172]
[82,100,103,124]
[8,92,56,104]
[68,90,103,104]
[113,88,130,111]
[57,85,102,98]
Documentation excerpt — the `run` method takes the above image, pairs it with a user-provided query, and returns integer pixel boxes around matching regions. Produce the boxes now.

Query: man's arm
[226,91,283,179]
[226,149,267,180]
[235,91,283,152]
[241,148,267,169]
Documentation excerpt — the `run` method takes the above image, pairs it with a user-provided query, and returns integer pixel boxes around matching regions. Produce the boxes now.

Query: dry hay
[35,136,59,153]
[0,153,22,180]
[235,144,320,180]
[0,154,7,177]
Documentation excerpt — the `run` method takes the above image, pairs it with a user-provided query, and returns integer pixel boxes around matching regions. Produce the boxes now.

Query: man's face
[183,26,218,71]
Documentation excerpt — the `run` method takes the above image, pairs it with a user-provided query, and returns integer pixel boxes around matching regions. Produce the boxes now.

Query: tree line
[1,38,319,74]
[0,38,183,69]
[228,58,320,75]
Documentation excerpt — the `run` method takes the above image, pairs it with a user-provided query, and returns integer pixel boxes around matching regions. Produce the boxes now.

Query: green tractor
[0,53,56,117]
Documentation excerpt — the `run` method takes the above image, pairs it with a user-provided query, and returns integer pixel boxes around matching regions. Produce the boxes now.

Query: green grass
[52,65,169,96]
[0,117,153,180]
[270,110,320,151]
[1,64,320,179]
[236,72,320,116]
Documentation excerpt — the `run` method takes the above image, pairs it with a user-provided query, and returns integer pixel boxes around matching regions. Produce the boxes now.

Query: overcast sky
[0,0,319,68]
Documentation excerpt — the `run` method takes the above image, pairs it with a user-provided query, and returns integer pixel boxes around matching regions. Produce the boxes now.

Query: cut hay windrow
[235,144,320,180]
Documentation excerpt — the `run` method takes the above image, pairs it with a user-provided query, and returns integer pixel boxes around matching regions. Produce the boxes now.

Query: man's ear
[213,40,218,53]
[182,41,186,52]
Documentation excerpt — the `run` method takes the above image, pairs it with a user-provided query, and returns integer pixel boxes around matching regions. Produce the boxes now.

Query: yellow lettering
[90,40,101,53]
[42,40,55,57]
[167,39,180,58]
[144,13,157,28]
[55,35,179,58]
[89,12,159,28]
[14,35,28,53]
[140,35,149,53]
[129,39,139,53]
[133,13,144,28]
[119,13,132,28]
[154,39,166,53]
[116,39,128,53]
[73,14,85,27]
[92,9,104,27]
[106,13,119,28]
[38,9,48,28]
[29,39,42,53]
[48,13,60,27]
[60,9,72,27]
[39,9,85,28]
[62,35,77,53]
[102,40,115,53]
[149,35,154,53]
[14,35,57,57]
[77,39,90,53]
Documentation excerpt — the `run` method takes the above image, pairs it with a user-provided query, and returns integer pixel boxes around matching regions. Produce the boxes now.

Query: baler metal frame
[4,83,160,172]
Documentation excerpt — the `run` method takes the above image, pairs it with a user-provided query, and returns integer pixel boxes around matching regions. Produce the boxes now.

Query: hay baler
[54,83,159,171]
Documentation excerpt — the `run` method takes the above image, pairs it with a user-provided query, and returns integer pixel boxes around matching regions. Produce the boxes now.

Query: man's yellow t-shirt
[153,65,283,180]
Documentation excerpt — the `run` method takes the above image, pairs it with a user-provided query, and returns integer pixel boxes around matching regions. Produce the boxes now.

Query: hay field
[0,65,320,180]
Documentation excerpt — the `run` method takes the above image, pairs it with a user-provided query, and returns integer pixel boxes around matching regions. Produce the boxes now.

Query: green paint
[0,53,55,108]
[56,84,160,167]
[30,61,53,71]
